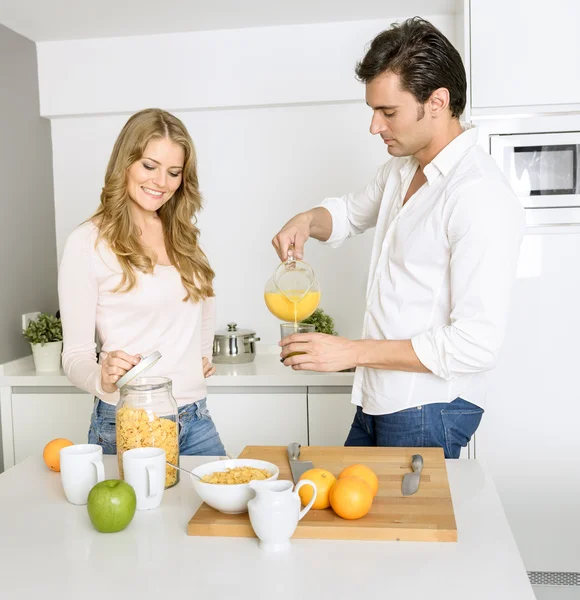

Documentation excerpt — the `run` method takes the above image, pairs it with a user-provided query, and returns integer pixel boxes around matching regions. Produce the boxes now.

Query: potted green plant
[23,313,63,373]
[302,308,338,336]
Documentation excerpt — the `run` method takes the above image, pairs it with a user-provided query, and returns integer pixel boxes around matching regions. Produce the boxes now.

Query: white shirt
[320,128,525,415]
[58,221,215,407]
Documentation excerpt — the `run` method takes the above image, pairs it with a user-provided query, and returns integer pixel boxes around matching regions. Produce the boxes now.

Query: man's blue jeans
[345,398,484,458]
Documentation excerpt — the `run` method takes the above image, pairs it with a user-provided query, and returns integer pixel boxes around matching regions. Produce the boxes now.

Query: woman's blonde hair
[92,108,214,302]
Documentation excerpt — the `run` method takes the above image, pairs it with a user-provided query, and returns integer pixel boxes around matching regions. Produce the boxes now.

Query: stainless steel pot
[212,322,261,364]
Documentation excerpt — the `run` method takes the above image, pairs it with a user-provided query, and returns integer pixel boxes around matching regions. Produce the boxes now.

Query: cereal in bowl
[201,466,272,485]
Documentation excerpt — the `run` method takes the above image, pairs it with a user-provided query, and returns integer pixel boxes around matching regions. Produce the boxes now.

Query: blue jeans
[88,398,226,456]
[345,398,484,459]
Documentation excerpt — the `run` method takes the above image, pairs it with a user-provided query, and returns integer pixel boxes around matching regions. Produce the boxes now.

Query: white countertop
[0,455,535,600]
[0,351,355,388]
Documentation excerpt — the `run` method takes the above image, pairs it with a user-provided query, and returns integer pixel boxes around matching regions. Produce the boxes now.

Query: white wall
[52,102,384,343]
[0,23,58,472]
[0,24,58,364]
[37,16,456,117]
[45,15,458,345]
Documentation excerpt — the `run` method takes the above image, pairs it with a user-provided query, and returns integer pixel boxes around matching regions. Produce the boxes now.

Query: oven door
[490,131,580,208]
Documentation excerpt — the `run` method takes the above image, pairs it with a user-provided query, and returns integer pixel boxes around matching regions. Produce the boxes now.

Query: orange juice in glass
[280,322,316,358]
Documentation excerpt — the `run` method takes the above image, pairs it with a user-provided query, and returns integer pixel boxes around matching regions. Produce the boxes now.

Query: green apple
[87,479,137,533]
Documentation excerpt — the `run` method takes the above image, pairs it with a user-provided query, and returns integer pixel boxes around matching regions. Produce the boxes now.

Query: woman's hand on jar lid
[202,356,216,378]
[100,350,141,393]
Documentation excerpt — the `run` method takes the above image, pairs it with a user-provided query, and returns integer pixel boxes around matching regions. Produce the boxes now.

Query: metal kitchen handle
[248,337,261,343]
[411,454,423,473]
[287,442,301,461]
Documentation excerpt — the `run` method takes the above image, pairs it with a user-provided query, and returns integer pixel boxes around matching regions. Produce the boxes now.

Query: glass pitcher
[264,245,320,322]
[115,376,180,489]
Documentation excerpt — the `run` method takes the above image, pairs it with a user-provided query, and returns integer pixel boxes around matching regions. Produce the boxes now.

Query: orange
[43,438,73,472]
[298,468,337,509]
[338,463,379,497]
[329,476,373,520]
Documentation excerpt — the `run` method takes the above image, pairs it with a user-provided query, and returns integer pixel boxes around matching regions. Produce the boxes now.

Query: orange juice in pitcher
[264,289,321,322]
[264,246,320,324]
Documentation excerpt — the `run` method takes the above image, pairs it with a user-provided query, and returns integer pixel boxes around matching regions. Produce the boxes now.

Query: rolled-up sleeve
[318,162,392,247]
[411,181,525,380]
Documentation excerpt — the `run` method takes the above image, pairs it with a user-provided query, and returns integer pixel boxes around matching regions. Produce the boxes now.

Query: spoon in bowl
[166,461,202,481]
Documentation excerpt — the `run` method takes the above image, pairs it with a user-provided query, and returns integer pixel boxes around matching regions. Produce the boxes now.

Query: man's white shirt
[320,128,525,415]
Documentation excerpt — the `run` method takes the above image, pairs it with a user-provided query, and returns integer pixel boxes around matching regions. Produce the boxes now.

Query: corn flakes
[116,406,179,488]
[201,466,272,485]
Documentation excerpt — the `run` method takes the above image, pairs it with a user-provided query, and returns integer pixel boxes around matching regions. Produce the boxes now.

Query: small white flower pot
[30,341,63,373]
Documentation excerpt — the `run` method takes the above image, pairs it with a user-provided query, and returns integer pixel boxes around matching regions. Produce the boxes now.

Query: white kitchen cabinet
[477,231,580,573]
[206,387,308,457]
[10,389,94,464]
[470,0,580,111]
[307,387,355,446]
[0,373,472,473]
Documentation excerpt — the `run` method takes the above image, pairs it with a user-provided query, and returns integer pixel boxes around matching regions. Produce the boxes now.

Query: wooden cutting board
[187,446,457,542]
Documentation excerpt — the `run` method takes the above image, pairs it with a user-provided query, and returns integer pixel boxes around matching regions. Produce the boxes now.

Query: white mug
[60,444,105,505]
[122,447,166,510]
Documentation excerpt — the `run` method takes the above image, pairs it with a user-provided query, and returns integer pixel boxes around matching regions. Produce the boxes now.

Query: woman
[58,108,226,456]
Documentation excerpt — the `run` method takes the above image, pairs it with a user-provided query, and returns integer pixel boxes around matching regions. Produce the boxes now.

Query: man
[272,17,524,458]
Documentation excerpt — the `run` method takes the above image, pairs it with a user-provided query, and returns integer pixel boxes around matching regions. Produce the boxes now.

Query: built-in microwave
[490,131,580,212]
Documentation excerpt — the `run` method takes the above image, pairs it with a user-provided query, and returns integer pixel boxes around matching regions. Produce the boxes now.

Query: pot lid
[214,322,256,338]
[115,350,162,389]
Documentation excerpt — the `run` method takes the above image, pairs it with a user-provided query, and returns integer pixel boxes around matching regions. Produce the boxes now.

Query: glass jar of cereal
[115,376,180,489]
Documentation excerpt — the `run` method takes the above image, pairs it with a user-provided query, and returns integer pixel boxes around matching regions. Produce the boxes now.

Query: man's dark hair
[355,17,466,119]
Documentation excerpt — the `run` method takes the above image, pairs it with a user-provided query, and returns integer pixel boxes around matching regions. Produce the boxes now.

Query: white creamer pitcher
[248,479,317,552]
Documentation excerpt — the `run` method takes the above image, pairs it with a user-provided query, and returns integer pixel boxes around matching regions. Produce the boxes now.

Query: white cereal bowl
[190,458,280,514]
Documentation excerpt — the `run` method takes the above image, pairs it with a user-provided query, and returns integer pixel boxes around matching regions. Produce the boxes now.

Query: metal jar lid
[115,350,162,389]
[214,322,257,340]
